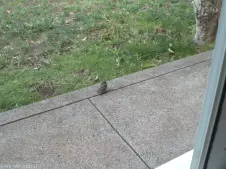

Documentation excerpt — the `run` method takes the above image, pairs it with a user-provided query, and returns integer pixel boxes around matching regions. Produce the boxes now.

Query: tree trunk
[193,0,222,45]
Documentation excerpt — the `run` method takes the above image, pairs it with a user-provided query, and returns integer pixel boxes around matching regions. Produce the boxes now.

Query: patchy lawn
[0,0,212,112]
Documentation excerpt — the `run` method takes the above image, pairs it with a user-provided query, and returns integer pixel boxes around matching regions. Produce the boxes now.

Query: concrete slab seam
[88,98,152,169]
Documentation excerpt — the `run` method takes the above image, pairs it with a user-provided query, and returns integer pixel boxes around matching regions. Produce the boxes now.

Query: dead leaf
[155,26,166,34]
[94,75,99,81]
[143,62,156,69]
[65,18,73,24]
[40,58,51,65]
[168,48,175,54]
[82,36,87,41]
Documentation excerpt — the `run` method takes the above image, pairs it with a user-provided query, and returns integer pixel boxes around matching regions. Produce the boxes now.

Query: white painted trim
[191,1,226,169]
[155,150,193,169]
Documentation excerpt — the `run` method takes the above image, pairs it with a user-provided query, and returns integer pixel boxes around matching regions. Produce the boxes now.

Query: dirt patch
[36,83,56,99]
[155,26,167,34]
[73,68,90,77]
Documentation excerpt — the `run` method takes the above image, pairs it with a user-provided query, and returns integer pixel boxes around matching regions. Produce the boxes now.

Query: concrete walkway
[0,51,212,169]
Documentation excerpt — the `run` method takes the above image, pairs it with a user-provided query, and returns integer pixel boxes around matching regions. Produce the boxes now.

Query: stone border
[0,51,212,126]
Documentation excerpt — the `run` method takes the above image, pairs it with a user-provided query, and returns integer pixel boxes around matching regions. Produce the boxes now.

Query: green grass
[0,0,212,112]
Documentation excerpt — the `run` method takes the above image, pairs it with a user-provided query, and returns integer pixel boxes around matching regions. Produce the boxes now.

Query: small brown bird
[97,81,108,94]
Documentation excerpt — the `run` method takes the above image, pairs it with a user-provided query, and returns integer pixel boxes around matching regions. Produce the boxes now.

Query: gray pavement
[0,51,211,169]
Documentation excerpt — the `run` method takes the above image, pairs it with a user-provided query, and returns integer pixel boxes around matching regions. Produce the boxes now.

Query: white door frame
[191,1,226,169]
